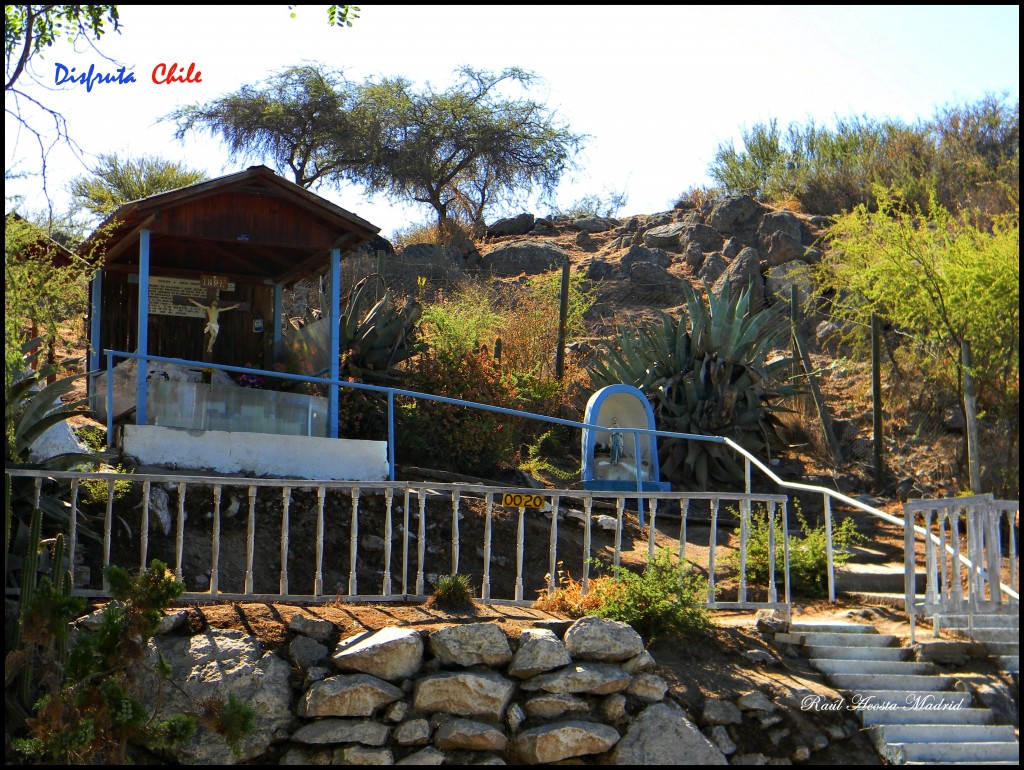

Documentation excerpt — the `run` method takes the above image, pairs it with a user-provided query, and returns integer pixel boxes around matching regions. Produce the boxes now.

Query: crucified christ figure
[189,297,240,352]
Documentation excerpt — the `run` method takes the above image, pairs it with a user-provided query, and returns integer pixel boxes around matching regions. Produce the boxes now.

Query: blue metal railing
[102,350,731,526]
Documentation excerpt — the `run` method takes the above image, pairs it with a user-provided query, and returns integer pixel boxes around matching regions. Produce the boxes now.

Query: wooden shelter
[82,165,380,438]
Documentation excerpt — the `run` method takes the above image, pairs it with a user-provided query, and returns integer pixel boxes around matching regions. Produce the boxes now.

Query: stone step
[994,655,1019,672]
[810,659,936,676]
[848,690,974,708]
[789,621,877,634]
[829,673,956,692]
[869,723,1017,746]
[806,644,910,662]
[887,740,1020,764]
[958,628,1019,643]
[977,641,1020,656]
[860,707,994,726]
[844,545,896,564]
[775,632,901,647]
[835,563,925,593]
[937,614,1019,629]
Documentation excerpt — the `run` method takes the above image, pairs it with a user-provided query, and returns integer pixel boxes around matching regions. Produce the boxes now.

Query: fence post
[962,340,983,493]
[871,313,885,489]
[554,260,570,379]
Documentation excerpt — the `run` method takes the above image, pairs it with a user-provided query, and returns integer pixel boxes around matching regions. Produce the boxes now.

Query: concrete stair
[931,609,1020,675]
[779,621,1019,765]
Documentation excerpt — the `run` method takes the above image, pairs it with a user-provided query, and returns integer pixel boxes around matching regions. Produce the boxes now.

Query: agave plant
[283,274,423,386]
[588,281,798,489]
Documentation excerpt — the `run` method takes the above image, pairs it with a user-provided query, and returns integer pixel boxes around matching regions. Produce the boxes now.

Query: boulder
[299,673,405,718]
[758,210,802,242]
[291,718,391,746]
[139,630,292,765]
[712,247,764,305]
[620,244,672,271]
[613,702,728,764]
[573,216,620,233]
[706,196,762,233]
[412,670,515,720]
[508,628,572,679]
[520,662,631,695]
[332,627,424,682]
[487,213,536,237]
[642,222,689,251]
[428,623,513,668]
[434,719,508,751]
[697,253,728,286]
[765,260,812,304]
[563,616,645,662]
[524,693,591,720]
[482,240,569,276]
[514,721,620,764]
[680,223,722,252]
[763,230,805,266]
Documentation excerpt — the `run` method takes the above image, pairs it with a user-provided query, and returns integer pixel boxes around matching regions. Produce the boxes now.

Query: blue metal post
[136,230,151,426]
[106,352,114,447]
[328,249,341,439]
[272,282,283,361]
[89,269,103,380]
[633,429,645,528]
[388,391,396,481]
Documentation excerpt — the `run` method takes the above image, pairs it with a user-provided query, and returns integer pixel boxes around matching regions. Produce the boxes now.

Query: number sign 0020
[500,492,545,510]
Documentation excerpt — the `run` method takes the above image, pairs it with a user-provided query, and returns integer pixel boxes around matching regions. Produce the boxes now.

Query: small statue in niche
[189,297,240,352]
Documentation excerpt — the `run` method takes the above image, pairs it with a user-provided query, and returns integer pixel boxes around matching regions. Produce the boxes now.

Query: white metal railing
[903,494,1020,643]
[5,469,790,615]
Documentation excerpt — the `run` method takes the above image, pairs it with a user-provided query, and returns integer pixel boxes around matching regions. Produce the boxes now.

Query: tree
[358,66,586,235]
[166,65,370,189]
[68,153,207,219]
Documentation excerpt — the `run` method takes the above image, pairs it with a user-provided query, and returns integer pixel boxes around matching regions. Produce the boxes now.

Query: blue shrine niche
[581,384,671,493]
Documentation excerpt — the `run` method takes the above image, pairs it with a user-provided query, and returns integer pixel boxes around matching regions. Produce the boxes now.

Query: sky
[5,4,1020,240]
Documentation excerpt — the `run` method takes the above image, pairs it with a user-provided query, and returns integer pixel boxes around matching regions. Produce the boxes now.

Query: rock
[697,252,728,285]
[506,703,525,733]
[575,230,597,251]
[621,244,673,271]
[393,718,431,746]
[732,753,769,765]
[304,666,331,689]
[642,222,690,251]
[683,243,705,270]
[707,725,736,755]
[706,196,762,233]
[681,223,722,252]
[413,670,515,720]
[701,696,742,726]
[482,240,569,276]
[741,648,778,665]
[758,211,802,242]
[290,634,330,668]
[332,745,394,764]
[138,629,293,764]
[791,744,811,762]
[579,258,615,280]
[564,616,645,662]
[627,673,668,702]
[487,213,535,237]
[385,700,411,723]
[722,237,744,258]
[145,486,173,536]
[290,613,336,644]
[612,702,727,765]
[763,230,806,266]
[434,719,508,751]
[599,693,628,722]
[514,721,620,764]
[524,693,591,720]
[508,628,572,678]
[815,320,843,347]
[737,690,778,712]
[520,662,631,695]
[712,246,763,305]
[427,623,513,668]
[620,650,657,674]
[573,216,619,233]
[291,718,391,746]
[299,673,405,718]
[396,747,445,765]
[154,608,188,634]
[333,627,424,682]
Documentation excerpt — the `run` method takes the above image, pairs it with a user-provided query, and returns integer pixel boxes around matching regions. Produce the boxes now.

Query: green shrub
[398,349,522,475]
[736,502,864,598]
[80,463,134,507]
[540,551,710,642]
[429,574,475,610]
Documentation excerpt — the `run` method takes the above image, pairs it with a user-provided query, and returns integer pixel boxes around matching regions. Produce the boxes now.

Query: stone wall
[143,614,728,765]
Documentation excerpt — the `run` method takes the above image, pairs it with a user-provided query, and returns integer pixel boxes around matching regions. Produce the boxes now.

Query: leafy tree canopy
[168,64,587,233]
[68,153,208,220]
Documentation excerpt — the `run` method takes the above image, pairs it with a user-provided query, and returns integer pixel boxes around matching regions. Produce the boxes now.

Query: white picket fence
[5,469,790,615]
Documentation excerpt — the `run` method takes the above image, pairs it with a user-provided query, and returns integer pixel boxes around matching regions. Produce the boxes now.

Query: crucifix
[172,281,250,361]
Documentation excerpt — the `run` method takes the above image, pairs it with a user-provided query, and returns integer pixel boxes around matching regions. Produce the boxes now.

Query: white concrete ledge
[123,425,388,481]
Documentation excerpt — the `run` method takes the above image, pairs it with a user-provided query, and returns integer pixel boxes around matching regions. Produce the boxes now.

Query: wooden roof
[81,165,380,285]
